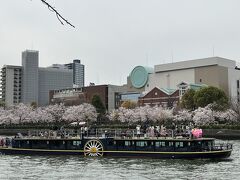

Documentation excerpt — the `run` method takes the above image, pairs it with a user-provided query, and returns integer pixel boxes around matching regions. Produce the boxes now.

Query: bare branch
[40,0,75,28]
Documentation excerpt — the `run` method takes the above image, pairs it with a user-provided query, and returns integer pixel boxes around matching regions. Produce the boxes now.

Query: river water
[0,140,239,180]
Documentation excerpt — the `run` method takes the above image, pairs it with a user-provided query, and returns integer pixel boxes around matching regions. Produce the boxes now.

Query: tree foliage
[121,100,137,109]
[193,86,228,111]
[181,89,196,110]
[91,95,106,115]
[108,105,173,125]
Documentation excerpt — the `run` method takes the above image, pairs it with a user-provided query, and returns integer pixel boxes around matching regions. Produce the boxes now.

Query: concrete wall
[146,68,195,92]
[194,65,229,95]
[38,68,73,106]
[126,76,145,93]
[22,50,39,104]
[108,85,128,111]
[154,57,236,73]
[228,68,240,99]
[5,68,14,106]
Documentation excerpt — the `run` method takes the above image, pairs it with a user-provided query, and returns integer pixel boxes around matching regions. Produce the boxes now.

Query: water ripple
[0,140,239,180]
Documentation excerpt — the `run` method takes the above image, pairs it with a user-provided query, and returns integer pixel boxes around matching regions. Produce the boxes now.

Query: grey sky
[1,0,240,85]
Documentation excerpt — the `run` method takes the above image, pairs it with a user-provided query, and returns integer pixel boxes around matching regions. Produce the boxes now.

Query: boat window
[108,140,114,146]
[207,141,213,147]
[73,141,81,146]
[175,142,184,148]
[125,141,131,146]
[155,141,166,147]
[136,141,148,147]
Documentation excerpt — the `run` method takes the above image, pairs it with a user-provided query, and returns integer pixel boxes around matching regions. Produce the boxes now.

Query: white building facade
[128,57,240,100]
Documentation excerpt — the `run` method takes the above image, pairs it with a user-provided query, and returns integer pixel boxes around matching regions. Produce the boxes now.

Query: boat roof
[13,137,215,141]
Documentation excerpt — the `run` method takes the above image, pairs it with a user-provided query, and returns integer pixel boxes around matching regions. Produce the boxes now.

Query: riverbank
[0,128,240,139]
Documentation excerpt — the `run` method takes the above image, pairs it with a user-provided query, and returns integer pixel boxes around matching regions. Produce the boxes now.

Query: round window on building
[130,66,153,89]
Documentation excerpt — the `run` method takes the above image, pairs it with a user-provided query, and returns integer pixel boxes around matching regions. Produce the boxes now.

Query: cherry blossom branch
[40,0,75,28]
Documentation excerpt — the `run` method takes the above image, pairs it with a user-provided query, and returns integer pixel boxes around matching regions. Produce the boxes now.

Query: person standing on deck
[136,125,141,138]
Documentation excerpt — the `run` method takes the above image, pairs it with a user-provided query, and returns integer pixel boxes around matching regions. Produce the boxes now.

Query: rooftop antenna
[146,52,149,66]
[119,74,122,85]
[171,49,174,63]
[31,41,34,50]
[96,72,99,85]
[212,45,215,57]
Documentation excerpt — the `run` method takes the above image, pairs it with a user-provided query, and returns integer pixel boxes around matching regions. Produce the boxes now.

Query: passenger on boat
[160,126,167,137]
[156,125,160,137]
[0,138,3,146]
[150,126,155,138]
[126,128,132,138]
[84,126,88,136]
[136,125,141,138]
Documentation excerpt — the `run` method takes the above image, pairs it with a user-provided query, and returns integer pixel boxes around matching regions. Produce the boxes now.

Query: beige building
[127,57,240,100]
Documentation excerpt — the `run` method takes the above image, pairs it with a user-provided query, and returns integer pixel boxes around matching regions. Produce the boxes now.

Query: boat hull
[0,147,232,159]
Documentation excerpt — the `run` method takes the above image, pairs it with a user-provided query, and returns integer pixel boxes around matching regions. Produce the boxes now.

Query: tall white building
[0,65,22,105]
[1,50,73,106]
[65,59,85,87]
[128,57,240,100]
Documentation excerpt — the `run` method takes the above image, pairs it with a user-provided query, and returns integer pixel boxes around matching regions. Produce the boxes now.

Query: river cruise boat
[0,130,232,159]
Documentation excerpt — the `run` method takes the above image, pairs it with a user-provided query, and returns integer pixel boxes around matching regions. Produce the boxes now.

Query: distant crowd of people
[134,124,196,139]
[0,137,11,147]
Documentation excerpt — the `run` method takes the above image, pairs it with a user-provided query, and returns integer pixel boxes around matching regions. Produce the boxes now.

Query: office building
[1,50,73,106]
[49,84,127,111]
[65,59,85,87]
[0,65,22,105]
[127,57,240,100]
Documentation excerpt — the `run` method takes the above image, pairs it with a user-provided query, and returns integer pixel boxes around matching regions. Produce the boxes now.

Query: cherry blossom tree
[214,109,238,124]
[108,105,174,125]
[0,108,11,125]
[173,110,193,125]
[45,103,66,124]
[63,103,97,124]
[29,107,53,124]
[192,105,215,126]
[11,103,33,124]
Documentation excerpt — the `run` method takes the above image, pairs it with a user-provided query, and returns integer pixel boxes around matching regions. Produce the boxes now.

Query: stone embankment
[203,129,240,139]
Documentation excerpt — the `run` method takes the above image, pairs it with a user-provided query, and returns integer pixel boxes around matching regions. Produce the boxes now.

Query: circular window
[130,66,149,88]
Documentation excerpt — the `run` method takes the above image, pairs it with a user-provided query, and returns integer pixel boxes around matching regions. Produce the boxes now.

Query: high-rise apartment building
[65,59,85,87]
[0,50,73,106]
[0,65,22,105]
[22,50,39,104]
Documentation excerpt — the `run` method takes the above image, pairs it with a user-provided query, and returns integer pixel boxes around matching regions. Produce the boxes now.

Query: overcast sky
[1,0,240,85]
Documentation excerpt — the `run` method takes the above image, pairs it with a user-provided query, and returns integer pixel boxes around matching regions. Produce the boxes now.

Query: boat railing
[86,128,190,139]
[14,128,202,140]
